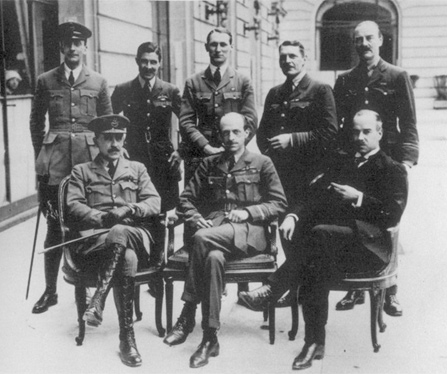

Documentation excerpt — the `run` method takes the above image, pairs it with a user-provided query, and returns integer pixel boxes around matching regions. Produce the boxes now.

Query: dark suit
[177,149,287,329]
[269,149,408,345]
[334,59,419,165]
[179,66,258,180]
[112,76,181,211]
[257,73,338,208]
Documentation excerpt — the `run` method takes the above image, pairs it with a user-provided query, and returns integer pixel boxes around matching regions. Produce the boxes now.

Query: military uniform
[257,73,338,208]
[179,66,258,180]
[112,76,181,211]
[334,58,419,165]
[29,22,112,314]
[177,149,287,329]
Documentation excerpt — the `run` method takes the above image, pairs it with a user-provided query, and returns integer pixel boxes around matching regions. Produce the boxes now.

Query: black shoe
[164,304,196,346]
[335,290,365,311]
[119,336,142,367]
[32,291,58,314]
[292,343,321,370]
[384,294,402,317]
[314,344,325,360]
[190,334,219,368]
[238,284,272,311]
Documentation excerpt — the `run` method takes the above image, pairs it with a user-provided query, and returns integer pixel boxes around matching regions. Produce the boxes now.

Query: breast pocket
[223,91,242,112]
[195,92,213,115]
[85,184,109,207]
[80,89,99,116]
[119,181,139,203]
[234,171,261,202]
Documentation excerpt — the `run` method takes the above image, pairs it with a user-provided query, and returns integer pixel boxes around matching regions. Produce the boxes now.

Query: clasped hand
[330,183,361,202]
[268,134,290,150]
[103,206,133,228]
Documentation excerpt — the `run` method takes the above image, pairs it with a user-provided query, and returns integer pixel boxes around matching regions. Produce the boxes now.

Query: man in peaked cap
[30,21,112,314]
[66,114,161,366]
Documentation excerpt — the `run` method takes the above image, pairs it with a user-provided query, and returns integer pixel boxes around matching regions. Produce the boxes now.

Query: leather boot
[32,250,62,314]
[190,328,220,368]
[84,243,125,327]
[114,276,142,367]
[163,302,196,346]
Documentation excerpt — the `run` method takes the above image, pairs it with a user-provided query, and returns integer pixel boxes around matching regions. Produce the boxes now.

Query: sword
[38,229,110,254]
[26,205,41,300]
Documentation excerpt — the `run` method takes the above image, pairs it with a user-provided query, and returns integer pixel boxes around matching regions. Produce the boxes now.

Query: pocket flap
[290,100,310,109]
[119,181,138,191]
[42,132,58,144]
[234,173,260,184]
[207,176,224,185]
[195,92,212,101]
[80,89,99,99]
[223,92,242,100]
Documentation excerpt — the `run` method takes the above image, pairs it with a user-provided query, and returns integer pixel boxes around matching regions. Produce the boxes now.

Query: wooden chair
[58,175,165,346]
[287,225,400,352]
[163,217,279,344]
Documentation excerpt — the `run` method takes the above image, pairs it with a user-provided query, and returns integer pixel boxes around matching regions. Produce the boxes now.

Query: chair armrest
[267,219,278,257]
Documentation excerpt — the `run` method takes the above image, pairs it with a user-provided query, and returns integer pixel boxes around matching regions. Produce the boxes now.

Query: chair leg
[134,285,142,321]
[268,301,276,345]
[288,285,299,341]
[154,276,165,337]
[378,290,387,333]
[75,286,87,346]
[369,288,383,352]
[165,277,174,332]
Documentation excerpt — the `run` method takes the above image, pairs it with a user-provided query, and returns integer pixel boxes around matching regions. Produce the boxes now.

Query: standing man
[333,20,418,316]
[29,22,112,314]
[179,28,258,181]
[67,114,161,367]
[239,110,408,370]
[163,113,287,368]
[112,41,181,267]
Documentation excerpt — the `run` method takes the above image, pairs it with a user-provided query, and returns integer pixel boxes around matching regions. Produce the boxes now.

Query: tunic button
[71,103,75,107]
[231,87,235,91]
[365,87,369,92]
[71,118,76,123]
[70,87,74,91]
[215,91,219,95]
[147,100,151,104]
[283,101,288,105]
[147,113,150,117]
[71,133,75,138]
[280,126,284,130]
[281,113,285,118]
[365,100,369,104]
[113,194,117,198]
[112,181,115,185]
[225,189,230,194]
[227,174,231,178]
[215,104,219,108]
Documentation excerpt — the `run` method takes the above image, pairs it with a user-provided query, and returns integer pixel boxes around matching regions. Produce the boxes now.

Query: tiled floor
[1,109,447,374]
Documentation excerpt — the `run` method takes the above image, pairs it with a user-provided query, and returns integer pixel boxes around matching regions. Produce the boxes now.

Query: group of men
[29,19,417,370]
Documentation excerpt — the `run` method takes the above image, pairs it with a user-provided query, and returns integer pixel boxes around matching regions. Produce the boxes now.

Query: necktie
[284,79,294,97]
[69,71,75,86]
[108,161,116,178]
[228,157,235,171]
[144,80,151,94]
[214,67,221,86]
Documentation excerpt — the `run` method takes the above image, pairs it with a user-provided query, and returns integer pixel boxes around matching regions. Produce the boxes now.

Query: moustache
[108,147,120,153]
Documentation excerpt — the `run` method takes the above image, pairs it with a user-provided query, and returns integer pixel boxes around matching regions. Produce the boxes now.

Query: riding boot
[83,243,126,326]
[114,276,142,367]
[32,249,62,313]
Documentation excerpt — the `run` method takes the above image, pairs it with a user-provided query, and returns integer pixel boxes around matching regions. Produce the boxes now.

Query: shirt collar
[289,70,306,89]
[355,147,380,160]
[64,63,83,81]
[138,75,156,89]
[209,62,228,79]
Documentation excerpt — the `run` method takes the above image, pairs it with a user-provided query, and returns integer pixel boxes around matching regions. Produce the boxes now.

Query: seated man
[163,112,287,368]
[239,109,408,370]
[66,114,161,367]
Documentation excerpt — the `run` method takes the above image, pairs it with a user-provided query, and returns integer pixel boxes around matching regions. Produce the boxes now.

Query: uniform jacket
[334,59,419,165]
[111,76,181,210]
[257,74,338,206]
[67,155,161,232]
[179,66,258,160]
[294,150,408,263]
[177,150,287,253]
[30,64,112,185]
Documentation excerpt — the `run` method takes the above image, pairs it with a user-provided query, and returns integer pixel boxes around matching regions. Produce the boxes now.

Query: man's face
[220,116,248,155]
[95,133,126,161]
[279,45,306,78]
[205,32,232,66]
[354,23,383,63]
[352,114,382,155]
[6,78,20,91]
[60,39,87,69]
[136,52,160,81]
